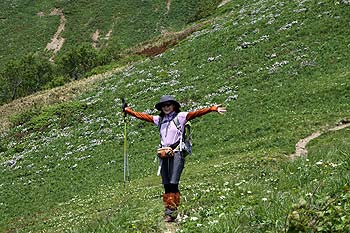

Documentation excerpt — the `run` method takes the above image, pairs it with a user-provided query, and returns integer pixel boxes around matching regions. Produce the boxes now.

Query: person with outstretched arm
[123,95,226,222]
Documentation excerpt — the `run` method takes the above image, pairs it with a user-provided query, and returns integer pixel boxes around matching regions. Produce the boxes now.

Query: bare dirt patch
[36,11,45,17]
[104,29,113,40]
[91,29,113,48]
[92,29,100,48]
[134,21,210,57]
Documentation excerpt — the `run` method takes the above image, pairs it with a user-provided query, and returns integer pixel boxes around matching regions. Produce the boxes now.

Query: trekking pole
[122,98,130,188]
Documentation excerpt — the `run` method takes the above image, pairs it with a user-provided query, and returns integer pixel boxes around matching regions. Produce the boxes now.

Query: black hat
[155,95,181,111]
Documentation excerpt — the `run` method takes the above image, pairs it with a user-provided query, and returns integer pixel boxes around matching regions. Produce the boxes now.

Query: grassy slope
[0,0,202,68]
[1,0,350,232]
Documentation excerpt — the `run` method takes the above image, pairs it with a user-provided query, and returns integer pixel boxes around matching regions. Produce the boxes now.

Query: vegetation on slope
[1,0,350,232]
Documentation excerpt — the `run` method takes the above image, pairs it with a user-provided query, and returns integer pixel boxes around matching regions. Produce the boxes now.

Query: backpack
[158,115,192,156]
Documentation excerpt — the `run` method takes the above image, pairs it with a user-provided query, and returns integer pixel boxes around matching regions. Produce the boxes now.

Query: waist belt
[157,147,174,159]
[157,141,180,159]
[168,141,180,150]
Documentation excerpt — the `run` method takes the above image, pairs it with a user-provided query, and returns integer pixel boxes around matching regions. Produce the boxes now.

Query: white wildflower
[209,220,219,225]
[316,160,323,165]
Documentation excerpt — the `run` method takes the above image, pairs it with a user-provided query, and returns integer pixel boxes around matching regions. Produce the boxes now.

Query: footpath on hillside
[290,119,350,159]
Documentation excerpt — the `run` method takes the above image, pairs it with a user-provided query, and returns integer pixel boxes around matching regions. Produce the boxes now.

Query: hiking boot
[163,193,179,222]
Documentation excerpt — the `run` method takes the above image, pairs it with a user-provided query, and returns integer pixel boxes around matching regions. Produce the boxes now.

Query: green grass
[1,0,350,232]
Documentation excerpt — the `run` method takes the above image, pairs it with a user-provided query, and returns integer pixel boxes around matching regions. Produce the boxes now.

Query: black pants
[160,152,185,185]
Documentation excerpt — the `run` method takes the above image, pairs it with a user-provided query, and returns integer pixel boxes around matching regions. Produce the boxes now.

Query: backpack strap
[172,115,192,143]
[173,116,181,131]
[157,116,164,132]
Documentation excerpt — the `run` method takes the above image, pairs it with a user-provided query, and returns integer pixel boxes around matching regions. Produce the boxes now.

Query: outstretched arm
[124,107,154,123]
[186,105,226,121]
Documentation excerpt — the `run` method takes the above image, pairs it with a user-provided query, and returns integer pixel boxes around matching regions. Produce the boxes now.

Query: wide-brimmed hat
[155,95,181,111]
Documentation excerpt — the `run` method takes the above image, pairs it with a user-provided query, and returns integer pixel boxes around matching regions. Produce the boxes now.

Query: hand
[215,105,227,114]
[122,102,128,112]
[122,98,128,112]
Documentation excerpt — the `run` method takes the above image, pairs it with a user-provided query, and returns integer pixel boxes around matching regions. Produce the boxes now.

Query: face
[161,102,175,115]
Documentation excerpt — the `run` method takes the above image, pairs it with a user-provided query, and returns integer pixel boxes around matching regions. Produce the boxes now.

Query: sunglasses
[162,103,173,107]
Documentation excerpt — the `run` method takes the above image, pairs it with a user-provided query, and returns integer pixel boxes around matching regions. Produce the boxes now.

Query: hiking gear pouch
[157,147,174,159]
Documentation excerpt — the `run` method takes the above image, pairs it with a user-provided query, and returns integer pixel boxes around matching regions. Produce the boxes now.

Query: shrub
[56,44,111,80]
[43,75,70,89]
[0,53,53,102]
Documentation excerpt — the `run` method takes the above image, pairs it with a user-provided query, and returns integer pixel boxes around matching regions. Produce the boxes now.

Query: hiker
[122,95,226,222]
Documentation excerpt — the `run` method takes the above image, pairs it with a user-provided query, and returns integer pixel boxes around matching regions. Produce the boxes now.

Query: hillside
[1,0,350,232]
[0,0,219,67]
[0,0,220,105]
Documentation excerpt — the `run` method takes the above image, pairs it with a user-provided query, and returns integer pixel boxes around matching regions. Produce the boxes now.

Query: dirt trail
[218,0,231,7]
[92,29,100,48]
[45,8,66,61]
[290,121,350,159]
[166,0,172,13]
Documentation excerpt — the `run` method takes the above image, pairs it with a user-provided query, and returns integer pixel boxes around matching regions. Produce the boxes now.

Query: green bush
[0,144,7,153]
[0,44,118,104]
[56,44,112,80]
[43,75,70,89]
[0,53,53,102]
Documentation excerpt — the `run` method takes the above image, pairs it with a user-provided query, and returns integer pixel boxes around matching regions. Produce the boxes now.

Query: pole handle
[122,98,127,117]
